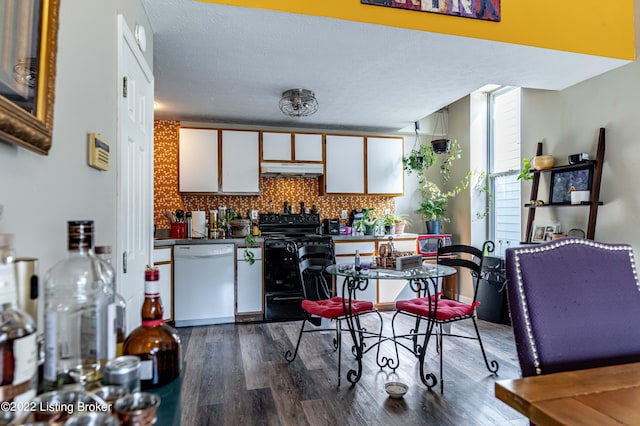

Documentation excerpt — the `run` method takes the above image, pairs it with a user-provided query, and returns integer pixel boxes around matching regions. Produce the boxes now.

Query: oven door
[263,238,306,322]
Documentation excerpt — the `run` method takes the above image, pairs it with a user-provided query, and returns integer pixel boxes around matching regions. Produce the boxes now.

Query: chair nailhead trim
[512,238,639,375]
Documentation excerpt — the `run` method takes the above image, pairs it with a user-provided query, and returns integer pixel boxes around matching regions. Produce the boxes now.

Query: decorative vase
[532,155,554,170]
[426,220,442,234]
[385,225,396,235]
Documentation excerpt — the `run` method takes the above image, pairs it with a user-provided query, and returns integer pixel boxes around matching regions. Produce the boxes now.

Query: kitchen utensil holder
[170,222,186,238]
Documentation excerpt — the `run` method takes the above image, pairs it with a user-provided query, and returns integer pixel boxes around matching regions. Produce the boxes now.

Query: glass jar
[94,245,127,357]
[44,221,115,390]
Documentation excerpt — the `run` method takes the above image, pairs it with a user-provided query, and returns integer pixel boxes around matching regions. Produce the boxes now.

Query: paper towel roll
[191,211,207,238]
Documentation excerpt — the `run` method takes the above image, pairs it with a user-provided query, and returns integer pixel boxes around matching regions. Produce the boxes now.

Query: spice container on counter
[209,210,219,239]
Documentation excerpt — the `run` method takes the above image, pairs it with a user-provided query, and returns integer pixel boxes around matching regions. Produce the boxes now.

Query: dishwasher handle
[174,245,234,259]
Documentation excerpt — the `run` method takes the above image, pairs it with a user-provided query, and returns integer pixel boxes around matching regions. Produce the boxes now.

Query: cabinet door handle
[123,251,127,274]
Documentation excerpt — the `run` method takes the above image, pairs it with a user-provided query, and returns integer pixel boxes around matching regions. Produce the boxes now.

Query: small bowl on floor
[384,381,409,399]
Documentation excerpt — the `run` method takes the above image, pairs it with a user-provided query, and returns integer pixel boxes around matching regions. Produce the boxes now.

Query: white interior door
[117,15,154,334]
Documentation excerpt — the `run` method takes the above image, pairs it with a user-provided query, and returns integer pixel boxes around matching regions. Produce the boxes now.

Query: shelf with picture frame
[523,128,605,243]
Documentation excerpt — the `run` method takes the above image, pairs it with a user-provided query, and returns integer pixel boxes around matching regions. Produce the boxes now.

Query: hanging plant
[402,144,437,185]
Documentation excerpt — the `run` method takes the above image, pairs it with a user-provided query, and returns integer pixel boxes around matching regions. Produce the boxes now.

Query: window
[488,87,521,256]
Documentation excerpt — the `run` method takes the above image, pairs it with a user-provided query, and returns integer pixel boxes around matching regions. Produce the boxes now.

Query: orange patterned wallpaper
[153,120,395,229]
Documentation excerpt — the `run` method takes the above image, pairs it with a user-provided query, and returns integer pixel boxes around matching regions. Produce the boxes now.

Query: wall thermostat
[88,133,110,171]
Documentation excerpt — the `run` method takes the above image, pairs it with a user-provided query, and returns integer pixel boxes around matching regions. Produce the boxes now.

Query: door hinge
[123,251,127,274]
[123,76,128,98]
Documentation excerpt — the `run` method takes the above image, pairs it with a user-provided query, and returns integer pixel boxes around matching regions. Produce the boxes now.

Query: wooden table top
[495,362,640,425]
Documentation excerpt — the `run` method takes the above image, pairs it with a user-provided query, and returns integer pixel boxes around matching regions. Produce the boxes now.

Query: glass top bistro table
[325,263,457,386]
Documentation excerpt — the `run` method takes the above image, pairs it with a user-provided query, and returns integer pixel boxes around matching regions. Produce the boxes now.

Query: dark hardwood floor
[175,312,526,426]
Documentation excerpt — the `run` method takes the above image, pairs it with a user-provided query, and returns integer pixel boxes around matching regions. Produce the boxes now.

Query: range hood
[260,162,324,177]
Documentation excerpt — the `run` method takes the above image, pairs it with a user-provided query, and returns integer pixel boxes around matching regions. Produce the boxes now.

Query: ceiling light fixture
[279,89,318,117]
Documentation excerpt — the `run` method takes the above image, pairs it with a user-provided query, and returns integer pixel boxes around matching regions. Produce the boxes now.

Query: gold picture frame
[0,0,60,155]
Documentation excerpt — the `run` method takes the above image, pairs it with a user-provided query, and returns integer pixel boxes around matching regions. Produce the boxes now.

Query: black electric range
[259,214,334,322]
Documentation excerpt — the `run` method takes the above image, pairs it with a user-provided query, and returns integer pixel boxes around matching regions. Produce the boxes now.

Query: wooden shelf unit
[524,128,605,242]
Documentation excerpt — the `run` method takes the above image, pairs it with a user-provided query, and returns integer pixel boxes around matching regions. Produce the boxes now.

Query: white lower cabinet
[376,238,418,306]
[236,247,263,316]
[333,241,376,303]
[334,238,418,308]
[153,246,173,321]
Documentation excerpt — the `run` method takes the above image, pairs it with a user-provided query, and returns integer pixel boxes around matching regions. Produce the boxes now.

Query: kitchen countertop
[154,237,263,247]
[331,233,418,241]
[154,233,417,247]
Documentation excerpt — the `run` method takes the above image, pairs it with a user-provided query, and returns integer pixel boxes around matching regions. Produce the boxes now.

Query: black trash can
[476,256,510,324]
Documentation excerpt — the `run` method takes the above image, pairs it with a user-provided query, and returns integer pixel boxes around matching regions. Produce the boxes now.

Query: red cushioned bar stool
[391,241,499,393]
[284,242,379,386]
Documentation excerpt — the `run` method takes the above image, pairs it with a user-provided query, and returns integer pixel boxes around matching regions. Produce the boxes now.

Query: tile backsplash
[154,120,395,228]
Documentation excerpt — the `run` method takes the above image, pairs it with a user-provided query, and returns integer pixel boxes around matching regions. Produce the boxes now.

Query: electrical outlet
[341,210,348,219]
[251,210,258,220]
[384,208,390,216]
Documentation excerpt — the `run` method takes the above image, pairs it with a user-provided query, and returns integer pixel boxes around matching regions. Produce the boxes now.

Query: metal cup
[63,413,119,426]
[114,392,160,426]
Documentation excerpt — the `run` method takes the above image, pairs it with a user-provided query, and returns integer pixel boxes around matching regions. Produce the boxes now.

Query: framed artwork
[532,222,560,243]
[361,0,501,22]
[0,0,60,154]
[549,166,593,204]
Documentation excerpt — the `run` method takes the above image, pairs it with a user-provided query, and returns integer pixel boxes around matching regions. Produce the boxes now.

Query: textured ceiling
[142,0,629,133]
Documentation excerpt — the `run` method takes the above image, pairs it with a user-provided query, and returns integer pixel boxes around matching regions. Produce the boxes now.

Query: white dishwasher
[174,244,235,327]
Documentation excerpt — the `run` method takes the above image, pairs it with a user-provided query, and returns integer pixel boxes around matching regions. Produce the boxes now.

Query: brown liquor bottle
[123,267,181,389]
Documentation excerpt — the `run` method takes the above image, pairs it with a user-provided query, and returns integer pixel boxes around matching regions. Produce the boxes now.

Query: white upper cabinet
[293,133,323,162]
[324,135,365,194]
[178,128,219,193]
[221,130,260,193]
[366,137,404,195]
[261,132,292,161]
[261,132,322,162]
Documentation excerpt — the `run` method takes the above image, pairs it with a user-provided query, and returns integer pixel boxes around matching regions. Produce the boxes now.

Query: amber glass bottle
[123,267,181,389]
[0,234,37,406]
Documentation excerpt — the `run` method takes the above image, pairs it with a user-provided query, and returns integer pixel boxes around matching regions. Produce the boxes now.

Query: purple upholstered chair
[505,238,640,377]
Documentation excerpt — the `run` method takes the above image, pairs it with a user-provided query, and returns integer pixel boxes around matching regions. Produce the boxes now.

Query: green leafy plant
[243,231,260,265]
[416,178,471,222]
[473,170,494,219]
[362,207,378,226]
[517,157,534,181]
[403,140,463,185]
[383,214,397,227]
[403,144,437,184]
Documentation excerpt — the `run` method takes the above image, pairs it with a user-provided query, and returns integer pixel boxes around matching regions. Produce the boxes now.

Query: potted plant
[402,144,437,183]
[362,208,377,235]
[383,214,397,235]
[404,137,472,232]
[417,182,449,234]
[394,215,409,234]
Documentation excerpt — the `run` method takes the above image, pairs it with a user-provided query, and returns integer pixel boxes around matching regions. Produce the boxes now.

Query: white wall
[440,58,640,259]
[521,59,640,251]
[0,1,152,274]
